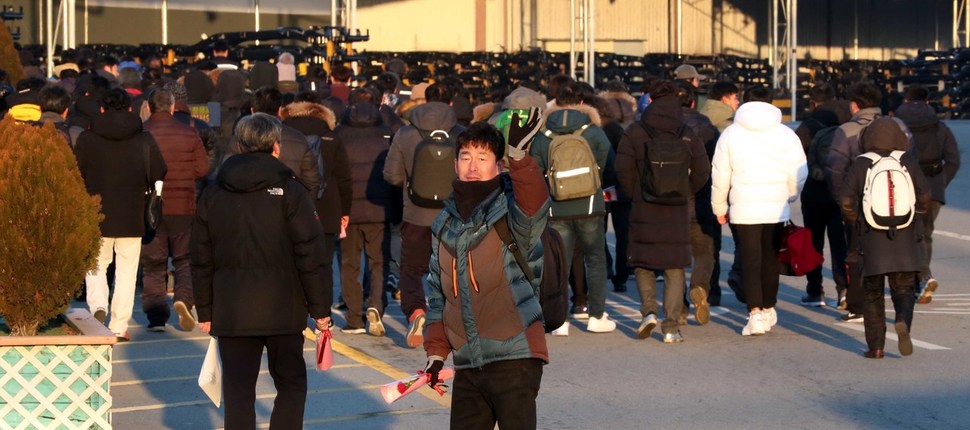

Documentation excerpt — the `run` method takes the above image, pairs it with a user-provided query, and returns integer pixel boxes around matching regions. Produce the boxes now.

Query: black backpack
[304,134,327,199]
[408,129,457,208]
[494,218,569,333]
[910,122,946,177]
[807,125,839,181]
[640,123,691,205]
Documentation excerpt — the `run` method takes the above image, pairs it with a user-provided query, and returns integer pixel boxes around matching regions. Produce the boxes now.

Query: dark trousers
[844,222,865,314]
[802,198,848,297]
[399,222,432,320]
[610,201,633,285]
[341,223,389,327]
[450,359,543,430]
[568,243,588,308]
[727,223,745,303]
[732,223,783,311]
[219,334,307,430]
[321,232,336,309]
[707,218,723,304]
[862,272,917,351]
[140,216,194,326]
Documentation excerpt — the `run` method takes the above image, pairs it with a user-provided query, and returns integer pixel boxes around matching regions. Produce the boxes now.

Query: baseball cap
[674,64,705,80]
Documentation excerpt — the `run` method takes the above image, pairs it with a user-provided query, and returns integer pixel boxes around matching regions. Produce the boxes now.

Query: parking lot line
[111,363,365,387]
[835,323,951,350]
[112,384,386,414]
[248,406,445,429]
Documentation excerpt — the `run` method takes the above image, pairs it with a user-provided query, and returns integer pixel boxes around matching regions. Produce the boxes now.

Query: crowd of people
[0,44,961,429]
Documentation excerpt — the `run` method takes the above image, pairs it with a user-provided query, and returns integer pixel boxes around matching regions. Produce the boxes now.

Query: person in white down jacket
[711,101,807,337]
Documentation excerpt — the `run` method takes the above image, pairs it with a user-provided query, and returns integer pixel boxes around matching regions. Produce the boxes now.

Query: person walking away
[423,116,548,430]
[894,87,961,304]
[615,81,710,342]
[74,88,168,340]
[837,118,930,359]
[711,100,807,336]
[192,113,331,429]
[141,89,209,332]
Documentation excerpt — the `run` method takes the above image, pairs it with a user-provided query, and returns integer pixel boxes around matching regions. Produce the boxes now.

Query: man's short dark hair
[384,58,407,77]
[905,86,930,102]
[235,112,281,154]
[212,40,230,53]
[456,122,505,162]
[295,90,322,104]
[709,82,739,102]
[809,83,836,105]
[648,80,678,100]
[425,83,455,104]
[148,89,175,113]
[39,85,72,113]
[330,65,352,83]
[101,88,132,111]
[374,72,400,94]
[555,81,586,106]
[602,79,629,93]
[349,87,379,105]
[546,74,575,101]
[742,85,773,103]
[674,81,696,108]
[16,77,47,92]
[94,55,118,70]
[251,86,283,115]
[848,82,882,109]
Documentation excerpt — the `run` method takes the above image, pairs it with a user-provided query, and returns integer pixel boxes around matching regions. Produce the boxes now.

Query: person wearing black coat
[74,88,167,340]
[838,118,931,359]
[336,102,397,335]
[191,113,330,429]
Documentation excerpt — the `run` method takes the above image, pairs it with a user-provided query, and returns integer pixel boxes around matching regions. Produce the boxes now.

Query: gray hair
[148,89,175,114]
[235,113,281,154]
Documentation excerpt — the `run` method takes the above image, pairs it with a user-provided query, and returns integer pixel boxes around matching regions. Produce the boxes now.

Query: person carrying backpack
[827,82,913,323]
[838,118,931,359]
[422,118,550,430]
[796,83,851,308]
[894,87,961,304]
[616,81,710,343]
[530,80,615,335]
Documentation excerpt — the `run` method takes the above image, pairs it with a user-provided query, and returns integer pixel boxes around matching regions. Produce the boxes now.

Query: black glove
[424,357,445,387]
[506,107,543,160]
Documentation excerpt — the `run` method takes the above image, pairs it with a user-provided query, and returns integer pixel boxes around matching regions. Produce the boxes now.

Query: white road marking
[112,384,386,413]
[934,230,970,241]
[835,322,951,350]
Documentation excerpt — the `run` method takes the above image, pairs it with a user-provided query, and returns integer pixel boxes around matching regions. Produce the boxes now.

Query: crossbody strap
[493,217,535,283]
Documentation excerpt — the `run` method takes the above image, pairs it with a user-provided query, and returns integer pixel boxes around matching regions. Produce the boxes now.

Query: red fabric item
[316,330,334,371]
[778,221,824,276]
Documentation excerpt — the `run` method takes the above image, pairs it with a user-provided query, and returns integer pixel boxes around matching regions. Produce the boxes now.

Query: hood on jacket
[249,61,278,90]
[808,108,842,128]
[894,101,938,129]
[861,117,910,153]
[90,109,144,140]
[472,102,497,124]
[184,70,214,104]
[408,101,458,131]
[501,87,547,110]
[734,101,782,132]
[641,95,684,133]
[344,102,380,128]
[544,103,602,132]
[599,91,637,123]
[218,152,292,193]
[280,101,337,130]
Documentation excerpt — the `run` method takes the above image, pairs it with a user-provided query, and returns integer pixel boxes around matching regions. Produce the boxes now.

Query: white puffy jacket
[711,102,808,225]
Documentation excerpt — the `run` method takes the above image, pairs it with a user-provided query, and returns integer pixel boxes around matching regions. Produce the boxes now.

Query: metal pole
[791,0,798,121]
[954,0,959,48]
[46,0,52,77]
[771,0,778,89]
[589,0,595,86]
[68,0,75,48]
[60,0,67,48]
[331,0,337,27]
[677,0,682,55]
[38,0,43,45]
[853,0,858,59]
[254,0,260,45]
[965,0,968,47]
[83,0,88,44]
[569,0,576,79]
[582,0,588,82]
[162,0,168,45]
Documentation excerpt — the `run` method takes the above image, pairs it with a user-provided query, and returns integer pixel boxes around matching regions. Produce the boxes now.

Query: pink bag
[316,329,334,371]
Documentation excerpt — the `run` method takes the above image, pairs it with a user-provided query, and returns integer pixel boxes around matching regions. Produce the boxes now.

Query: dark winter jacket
[281,101,352,234]
[425,156,550,370]
[74,109,167,237]
[191,152,330,336]
[827,107,911,198]
[615,96,710,269]
[337,102,396,224]
[682,107,719,223]
[894,102,961,204]
[384,101,464,227]
[144,112,209,216]
[183,70,214,104]
[838,118,931,277]
[530,103,612,219]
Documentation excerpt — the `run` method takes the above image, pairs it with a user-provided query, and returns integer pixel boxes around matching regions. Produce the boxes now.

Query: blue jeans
[551,216,608,318]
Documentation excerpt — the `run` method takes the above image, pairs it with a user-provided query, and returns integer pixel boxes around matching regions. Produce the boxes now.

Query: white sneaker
[763,307,777,331]
[551,321,570,336]
[637,313,658,339]
[587,313,617,333]
[366,307,385,337]
[742,311,766,336]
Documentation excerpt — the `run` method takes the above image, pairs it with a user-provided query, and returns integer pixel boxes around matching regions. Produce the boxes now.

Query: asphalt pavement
[95,121,970,430]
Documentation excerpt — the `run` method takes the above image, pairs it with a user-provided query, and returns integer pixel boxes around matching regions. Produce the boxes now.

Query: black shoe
[841,312,863,323]
[332,301,348,311]
[800,294,826,307]
[93,309,107,323]
[571,304,589,319]
[612,280,627,293]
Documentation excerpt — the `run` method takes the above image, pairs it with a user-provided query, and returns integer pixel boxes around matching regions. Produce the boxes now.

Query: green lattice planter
[0,308,116,429]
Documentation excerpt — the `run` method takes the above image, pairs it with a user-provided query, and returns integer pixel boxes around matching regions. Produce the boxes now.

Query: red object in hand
[316,330,334,371]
